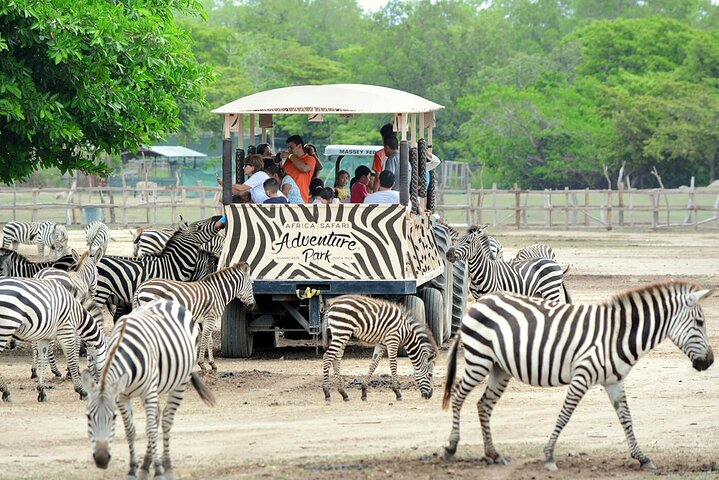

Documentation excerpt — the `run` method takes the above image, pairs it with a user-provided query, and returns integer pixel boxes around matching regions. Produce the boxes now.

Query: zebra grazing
[513,243,556,262]
[97,217,221,322]
[0,248,76,278]
[447,225,569,303]
[85,221,111,257]
[0,277,107,402]
[134,262,255,371]
[82,299,216,479]
[322,295,438,401]
[2,221,68,260]
[442,281,714,471]
[130,216,189,257]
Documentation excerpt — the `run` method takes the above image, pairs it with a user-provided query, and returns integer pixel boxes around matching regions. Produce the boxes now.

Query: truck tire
[401,295,426,357]
[221,299,252,358]
[451,260,469,334]
[418,287,443,345]
[429,223,452,290]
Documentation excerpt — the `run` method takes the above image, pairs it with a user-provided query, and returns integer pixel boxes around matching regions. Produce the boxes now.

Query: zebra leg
[31,340,38,379]
[477,364,512,464]
[386,342,402,401]
[47,342,63,378]
[605,382,656,469]
[333,343,350,402]
[322,334,349,401]
[196,319,210,372]
[118,398,140,479]
[139,388,163,479]
[543,375,590,471]
[0,372,10,402]
[59,334,86,400]
[206,317,217,372]
[444,359,493,460]
[35,339,50,402]
[160,385,188,480]
[361,345,386,401]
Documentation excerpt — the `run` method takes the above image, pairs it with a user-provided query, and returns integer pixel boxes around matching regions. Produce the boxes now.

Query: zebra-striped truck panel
[82,299,216,478]
[133,262,255,371]
[322,295,438,401]
[219,204,443,281]
[0,277,107,402]
[442,281,714,470]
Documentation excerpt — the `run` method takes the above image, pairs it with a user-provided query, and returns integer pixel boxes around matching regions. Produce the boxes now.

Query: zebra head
[404,314,439,399]
[81,370,128,470]
[232,261,256,310]
[446,225,488,263]
[667,285,714,371]
[50,224,69,260]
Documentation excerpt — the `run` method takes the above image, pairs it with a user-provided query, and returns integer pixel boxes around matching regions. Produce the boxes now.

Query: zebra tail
[442,334,462,410]
[190,372,217,407]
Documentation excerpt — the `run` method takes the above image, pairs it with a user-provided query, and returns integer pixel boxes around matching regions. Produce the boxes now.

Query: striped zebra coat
[0,277,107,402]
[0,248,76,278]
[513,243,556,262]
[130,216,189,257]
[81,299,216,479]
[85,221,111,257]
[97,218,221,321]
[2,221,68,260]
[442,281,714,470]
[322,295,439,401]
[447,225,569,302]
[133,262,255,371]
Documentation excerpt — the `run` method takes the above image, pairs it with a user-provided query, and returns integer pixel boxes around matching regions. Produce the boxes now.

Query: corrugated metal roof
[147,146,207,158]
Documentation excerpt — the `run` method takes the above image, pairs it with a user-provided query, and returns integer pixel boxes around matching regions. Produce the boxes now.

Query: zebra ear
[688,289,712,306]
[237,262,251,274]
[81,369,98,394]
[71,249,80,262]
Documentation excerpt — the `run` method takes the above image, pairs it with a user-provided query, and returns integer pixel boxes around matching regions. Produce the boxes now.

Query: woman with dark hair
[309,177,325,204]
[266,164,304,204]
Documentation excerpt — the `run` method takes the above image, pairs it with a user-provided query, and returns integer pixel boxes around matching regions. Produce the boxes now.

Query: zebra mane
[607,280,697,306]
[100,319,130,393]
[74,251,90,271]
[157,230,186,254]
[405,309,439,356]
[201,261,248,282]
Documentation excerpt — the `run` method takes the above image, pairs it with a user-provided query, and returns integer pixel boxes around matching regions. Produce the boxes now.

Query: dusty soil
[0,229,717,479]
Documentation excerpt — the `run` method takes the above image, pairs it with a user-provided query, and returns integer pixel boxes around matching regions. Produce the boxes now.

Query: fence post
[543,189,551,228]
[514,183,520,229]
[12,182,17,221]
[571,191,578,226]
[31,189,39,222]
[491,183,498,226]
[199,181,206,219]
[651,191,659,230]
[121,186,128,228]
[584,188,590,226]
[618,181,624,227]
[606,190,612,230]
[522,191,529,227]
[477,187,484,225]
[466,181,472,226]
[564,187,569,230]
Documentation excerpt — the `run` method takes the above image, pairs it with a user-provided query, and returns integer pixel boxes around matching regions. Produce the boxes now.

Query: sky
[357,0,389,12]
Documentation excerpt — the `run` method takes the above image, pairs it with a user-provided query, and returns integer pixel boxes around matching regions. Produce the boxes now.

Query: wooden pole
[606,190,613,231]
[618,181,624,226]
[514,183,520,229]
[584,188,590,226]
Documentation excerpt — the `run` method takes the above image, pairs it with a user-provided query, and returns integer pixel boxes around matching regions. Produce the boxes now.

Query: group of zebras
[0,217,714,476]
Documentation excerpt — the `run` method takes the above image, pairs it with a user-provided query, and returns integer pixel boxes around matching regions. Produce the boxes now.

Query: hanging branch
[650,166,671,226]
[602,164,612,190]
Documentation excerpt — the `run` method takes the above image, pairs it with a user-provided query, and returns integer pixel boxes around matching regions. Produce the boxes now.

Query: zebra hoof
[210,363,218,372]
[136,469,149,480]
[30,370,37,380]
[2,391,11,402]
[442,448,456,461]
[76,388,87,400]
[493,456,509,465]
[163,469,176,480]
[544,460,558,471]
[342,395,350,402]
[640,459,657,470]
[37,391,48,402]
[52,370,63,378]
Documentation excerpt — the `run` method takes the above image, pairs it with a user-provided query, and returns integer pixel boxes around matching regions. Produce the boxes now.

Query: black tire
[418,287,443,345]
[451,260,469,334]
[400,295,426,357]
[429,223,452,290]
[221,299,252,358]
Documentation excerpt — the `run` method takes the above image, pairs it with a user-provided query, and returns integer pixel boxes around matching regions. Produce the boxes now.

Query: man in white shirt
[364,170,400,204]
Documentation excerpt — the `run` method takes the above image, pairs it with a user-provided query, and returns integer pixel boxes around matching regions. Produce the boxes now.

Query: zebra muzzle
[93,442,111,469]
[692,348,714,372]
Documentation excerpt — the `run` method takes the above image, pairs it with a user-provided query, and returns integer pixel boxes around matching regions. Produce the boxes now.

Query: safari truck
[212,84,468,357]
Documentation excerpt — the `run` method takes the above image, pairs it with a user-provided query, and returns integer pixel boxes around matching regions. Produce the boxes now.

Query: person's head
[263,177,280,196]
[244,154,264,176]
[319,187,335,205]
[286,135,304,157]
[383,135,398,155]
[256,143,272,156]
[354,165,372,185]
[334,170,349,188]
[309,177,324,198]
[380,123,395,140]
[378,170,395,190]
[265,164,284,183]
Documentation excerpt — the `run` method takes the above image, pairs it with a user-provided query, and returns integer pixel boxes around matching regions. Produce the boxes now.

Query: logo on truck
[272,222,358,263]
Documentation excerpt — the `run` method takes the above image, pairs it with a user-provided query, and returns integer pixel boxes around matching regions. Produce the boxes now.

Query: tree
[0,1,212,184]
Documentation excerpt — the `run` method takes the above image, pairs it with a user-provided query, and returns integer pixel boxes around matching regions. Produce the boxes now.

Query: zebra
[2,221,68,260]
[0,277,107,402]
[130,216,189,257]
[440,219,504,260]
[513,243,556,262]
[441,281,714,470]
[446,225,570,303]
[97,216,221,322]
[133,261,255,371]
[322,295,438,401]
[85,221,111,257]
[0,248,76,278]
[81,299,216,478]
[34,250,104,380]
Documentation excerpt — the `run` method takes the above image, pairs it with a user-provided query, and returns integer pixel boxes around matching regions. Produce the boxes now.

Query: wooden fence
[1,183,718,230]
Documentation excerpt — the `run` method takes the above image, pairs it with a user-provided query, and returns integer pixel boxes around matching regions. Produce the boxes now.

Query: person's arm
[281,183,292,197]
[289,155,312,173]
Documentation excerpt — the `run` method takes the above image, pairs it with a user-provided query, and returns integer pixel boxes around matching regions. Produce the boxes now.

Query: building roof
[212,84,444,115]
[145,146,207,158]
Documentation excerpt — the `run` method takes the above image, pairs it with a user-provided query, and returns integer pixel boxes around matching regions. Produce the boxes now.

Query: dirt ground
[0,228,717,480]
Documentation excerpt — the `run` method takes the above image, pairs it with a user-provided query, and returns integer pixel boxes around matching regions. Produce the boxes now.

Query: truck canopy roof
[323,145,382,157]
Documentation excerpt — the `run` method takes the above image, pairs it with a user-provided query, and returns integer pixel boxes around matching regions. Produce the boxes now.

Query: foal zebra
[442,281,714,470]
[134,262,255,371]
[322,295,438,401]
[82,299,216,479]
[0,277,107,401]
[130,216,189,257]
[441,219,504,260]
[513,243,556,262]
[447,225,569,302]
[2,221,68,260]
[85,221,111,257]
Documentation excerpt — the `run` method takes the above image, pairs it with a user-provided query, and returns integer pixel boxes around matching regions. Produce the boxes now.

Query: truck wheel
[418,287,443,345]
[401,295,426,357]
[221,299,252,358]
[451,260,469,334]
[429,223,452,290]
